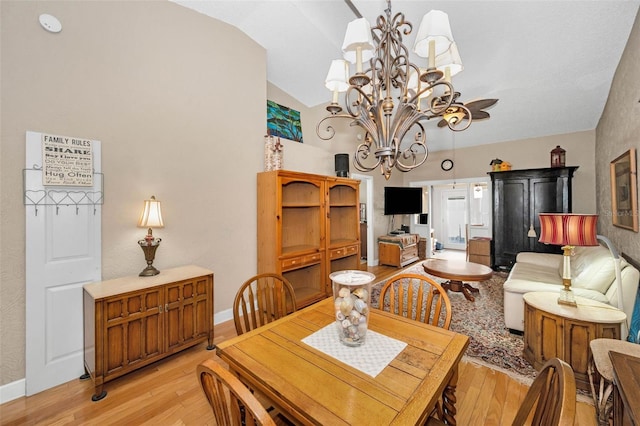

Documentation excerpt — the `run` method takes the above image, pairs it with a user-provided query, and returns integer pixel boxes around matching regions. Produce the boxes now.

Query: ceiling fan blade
[469,111,490,120]
[465,98,499,110]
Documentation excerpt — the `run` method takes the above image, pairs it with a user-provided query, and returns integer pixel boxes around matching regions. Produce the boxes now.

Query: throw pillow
[628,288,640,344]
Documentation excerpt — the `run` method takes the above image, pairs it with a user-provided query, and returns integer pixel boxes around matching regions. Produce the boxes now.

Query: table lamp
[137,195,164,276]
[538,213,598,306]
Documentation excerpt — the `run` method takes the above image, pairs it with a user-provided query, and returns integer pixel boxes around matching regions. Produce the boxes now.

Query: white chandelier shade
[413,10,455,66]
[325,59,350,103]
[341,17,374,72]
[437,42,463,77]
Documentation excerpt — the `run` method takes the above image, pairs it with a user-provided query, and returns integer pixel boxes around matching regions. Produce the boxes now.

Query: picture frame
[610,148,638,232]
[267,100,303,143]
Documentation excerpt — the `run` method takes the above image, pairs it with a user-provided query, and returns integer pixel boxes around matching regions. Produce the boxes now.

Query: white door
[440,187,467,250]
[25,131,102,396]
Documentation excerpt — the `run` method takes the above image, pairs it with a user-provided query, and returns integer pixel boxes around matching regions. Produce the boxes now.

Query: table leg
[441,365,459,425]
[441,280,480,302]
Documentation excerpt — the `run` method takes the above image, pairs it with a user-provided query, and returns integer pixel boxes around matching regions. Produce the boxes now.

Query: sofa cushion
[571,246,627,293]
[506,262,563,288]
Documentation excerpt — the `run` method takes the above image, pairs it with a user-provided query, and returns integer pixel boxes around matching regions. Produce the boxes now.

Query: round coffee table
[422,258,493,302]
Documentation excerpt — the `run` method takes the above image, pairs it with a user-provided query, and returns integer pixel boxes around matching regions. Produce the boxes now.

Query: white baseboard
[1,378,25,404]
[214,308,233,326]
[0,310,234,406]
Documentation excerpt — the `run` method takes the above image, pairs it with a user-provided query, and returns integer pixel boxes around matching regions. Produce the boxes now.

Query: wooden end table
[522,291,626,391]
[422,258,493,302]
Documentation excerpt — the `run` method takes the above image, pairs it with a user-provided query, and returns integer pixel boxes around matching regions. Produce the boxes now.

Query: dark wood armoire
[490,166,578,270]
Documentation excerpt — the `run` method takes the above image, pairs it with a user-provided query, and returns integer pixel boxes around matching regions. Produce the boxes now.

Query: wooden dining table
[216,297,470,425]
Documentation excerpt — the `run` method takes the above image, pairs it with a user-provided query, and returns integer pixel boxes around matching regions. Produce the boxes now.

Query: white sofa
[503,245,640,337]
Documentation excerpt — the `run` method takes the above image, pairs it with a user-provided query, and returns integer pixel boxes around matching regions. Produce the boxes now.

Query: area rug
[370,263,538,384]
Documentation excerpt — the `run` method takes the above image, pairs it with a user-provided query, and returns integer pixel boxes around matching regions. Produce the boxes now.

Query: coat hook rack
[23,165,104,216]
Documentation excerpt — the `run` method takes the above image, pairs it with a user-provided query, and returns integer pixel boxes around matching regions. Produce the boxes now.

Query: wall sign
[42,133,93,186]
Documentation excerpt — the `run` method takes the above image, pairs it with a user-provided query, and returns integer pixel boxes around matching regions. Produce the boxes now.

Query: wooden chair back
[512,357,577,426]
[197,359,276,426]
[233,273,297,335]
[378,273,452,329]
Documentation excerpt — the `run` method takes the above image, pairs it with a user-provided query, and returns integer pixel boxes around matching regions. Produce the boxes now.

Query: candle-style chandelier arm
[316,113,356,141]
[345,85,374,117]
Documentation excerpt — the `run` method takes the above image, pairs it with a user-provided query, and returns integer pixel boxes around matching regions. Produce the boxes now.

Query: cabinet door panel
[165,283,182,349]
[165,277,211,351]
[143,292,162,357]
[127,319,143,364]
[494,179,527,267]
[539,313,561,362]
[565,320,593,377]
[530,177,565,253]
[105,324,125,374]
[104,289,162,376]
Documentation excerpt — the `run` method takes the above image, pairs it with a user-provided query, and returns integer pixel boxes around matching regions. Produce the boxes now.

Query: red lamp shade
[538,213,598,247]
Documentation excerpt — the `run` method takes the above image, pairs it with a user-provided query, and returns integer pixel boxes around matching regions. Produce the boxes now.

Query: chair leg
[588,356,614,426]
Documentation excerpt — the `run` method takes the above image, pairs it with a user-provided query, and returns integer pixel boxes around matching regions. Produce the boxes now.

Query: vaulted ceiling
[173,0,639,152]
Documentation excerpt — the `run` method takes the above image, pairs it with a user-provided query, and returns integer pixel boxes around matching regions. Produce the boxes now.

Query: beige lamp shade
[138,196,164,229]
[436,42,463,77]
[341,17,375,65]
[413,10,454,60]
[538,213,598,247]
[325,59,350,92]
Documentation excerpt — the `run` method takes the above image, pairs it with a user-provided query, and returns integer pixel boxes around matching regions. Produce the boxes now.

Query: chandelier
[316,1,472,180]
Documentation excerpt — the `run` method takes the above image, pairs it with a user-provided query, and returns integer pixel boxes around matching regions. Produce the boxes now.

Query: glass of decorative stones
[329,270,376,347]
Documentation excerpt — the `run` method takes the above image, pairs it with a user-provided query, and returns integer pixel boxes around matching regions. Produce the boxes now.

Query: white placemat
[301,324,407,377]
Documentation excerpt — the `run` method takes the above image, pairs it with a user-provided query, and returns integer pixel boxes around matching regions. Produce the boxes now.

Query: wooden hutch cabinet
[83,265,214,401]
[257,170,360,309]
[490,167,577,270]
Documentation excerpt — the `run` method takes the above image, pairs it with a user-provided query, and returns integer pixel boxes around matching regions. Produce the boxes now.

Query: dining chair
[197,358,277,426]
[378,273,452,329]
[511,357,576,426]
[233,273,297,335]
[425,357,576,426]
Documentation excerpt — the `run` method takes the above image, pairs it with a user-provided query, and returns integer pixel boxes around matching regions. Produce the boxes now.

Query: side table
[522,292,626,391]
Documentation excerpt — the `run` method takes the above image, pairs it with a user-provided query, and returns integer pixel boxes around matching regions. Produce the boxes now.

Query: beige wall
[404,130,597,214]
[0,0,268,386]
[596,9,640,263]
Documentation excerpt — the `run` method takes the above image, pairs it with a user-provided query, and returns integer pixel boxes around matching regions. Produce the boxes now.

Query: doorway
[409,177,492,258]
[440,188,467,250]
[351,173,375,267]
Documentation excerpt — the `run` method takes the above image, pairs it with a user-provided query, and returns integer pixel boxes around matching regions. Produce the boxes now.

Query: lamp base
[557,297,577,307]
[138,237,161,277]
[139,264,160,277]
[557,287,577,307]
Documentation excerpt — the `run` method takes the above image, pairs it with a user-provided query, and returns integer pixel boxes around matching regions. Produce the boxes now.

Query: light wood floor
[1,259,597,425]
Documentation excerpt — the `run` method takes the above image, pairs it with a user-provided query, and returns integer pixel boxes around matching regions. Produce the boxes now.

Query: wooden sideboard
[83,265,214,401]
[378,234,419,267]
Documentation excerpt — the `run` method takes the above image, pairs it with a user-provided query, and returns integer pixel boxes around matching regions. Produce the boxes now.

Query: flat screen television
[384,187,422,215]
